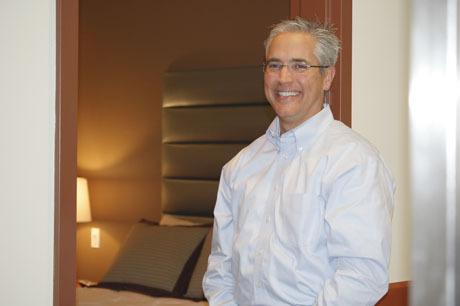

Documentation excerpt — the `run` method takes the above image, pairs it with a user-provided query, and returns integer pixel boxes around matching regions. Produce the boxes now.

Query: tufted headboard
[161,67,275,217]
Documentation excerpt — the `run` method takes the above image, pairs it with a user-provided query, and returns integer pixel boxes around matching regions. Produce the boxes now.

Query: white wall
[0,0,55,305]
[352,0,411,282]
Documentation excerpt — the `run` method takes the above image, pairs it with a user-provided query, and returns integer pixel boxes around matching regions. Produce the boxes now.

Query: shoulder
[321,120,381,161]
[319,121,394,184]
[320,121,396,212]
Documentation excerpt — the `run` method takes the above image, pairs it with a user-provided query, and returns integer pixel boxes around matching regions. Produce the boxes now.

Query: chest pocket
[276,193,324,248]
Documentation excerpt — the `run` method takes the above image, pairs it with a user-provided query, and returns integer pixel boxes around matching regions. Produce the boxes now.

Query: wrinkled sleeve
[315,156,395,306]
[203,166,238,306]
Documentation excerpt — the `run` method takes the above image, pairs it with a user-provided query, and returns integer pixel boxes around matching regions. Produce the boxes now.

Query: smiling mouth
[277,91,300,97]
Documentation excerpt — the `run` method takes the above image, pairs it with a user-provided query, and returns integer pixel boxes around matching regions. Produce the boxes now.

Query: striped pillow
[97,221,209,298]
[184,229,213,299]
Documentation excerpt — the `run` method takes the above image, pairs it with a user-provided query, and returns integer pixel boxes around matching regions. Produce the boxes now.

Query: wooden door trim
[54,0,78,305]
[290,0,352,126]
[55,1,351,305]
[377,281,410,306]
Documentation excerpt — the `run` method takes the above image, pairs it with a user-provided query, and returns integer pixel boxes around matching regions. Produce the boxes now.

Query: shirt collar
[266,104,334,155]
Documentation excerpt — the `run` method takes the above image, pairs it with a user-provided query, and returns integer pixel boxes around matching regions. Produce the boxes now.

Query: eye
[292,62,309,72]
[266,61,283,70]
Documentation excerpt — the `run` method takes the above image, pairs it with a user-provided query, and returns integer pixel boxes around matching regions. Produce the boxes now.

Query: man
[203,17,395,306]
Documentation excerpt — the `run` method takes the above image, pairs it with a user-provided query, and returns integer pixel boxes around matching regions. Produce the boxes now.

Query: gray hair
[264,17,341,67]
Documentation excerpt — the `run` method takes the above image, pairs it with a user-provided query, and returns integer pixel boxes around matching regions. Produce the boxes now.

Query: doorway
[55,1,351,305]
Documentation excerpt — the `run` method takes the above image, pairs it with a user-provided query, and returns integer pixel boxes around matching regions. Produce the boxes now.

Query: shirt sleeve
[203,166,238,306]
[315,155,395,306]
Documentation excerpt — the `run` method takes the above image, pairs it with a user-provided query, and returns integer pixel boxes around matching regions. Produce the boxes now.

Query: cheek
[263,76,276,95]
[301,76,322,94]
[263,82,270,98]
[298,80,312,95]
[264,74,274,86]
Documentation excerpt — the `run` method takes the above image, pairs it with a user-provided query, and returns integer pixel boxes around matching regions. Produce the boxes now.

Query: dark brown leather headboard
[161,67,274,216]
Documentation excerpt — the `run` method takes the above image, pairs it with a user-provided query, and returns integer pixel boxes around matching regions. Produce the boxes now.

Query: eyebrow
[266,57,309,63]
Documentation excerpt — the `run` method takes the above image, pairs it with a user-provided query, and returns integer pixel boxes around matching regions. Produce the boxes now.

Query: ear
[322,66,336,91]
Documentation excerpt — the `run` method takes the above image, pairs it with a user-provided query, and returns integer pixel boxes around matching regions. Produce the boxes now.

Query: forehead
[266,32,317,61]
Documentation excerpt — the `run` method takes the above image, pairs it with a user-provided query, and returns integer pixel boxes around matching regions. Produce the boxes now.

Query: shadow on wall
[77,0,289,223]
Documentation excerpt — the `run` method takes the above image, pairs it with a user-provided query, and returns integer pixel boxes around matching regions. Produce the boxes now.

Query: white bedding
[77,287,209,306]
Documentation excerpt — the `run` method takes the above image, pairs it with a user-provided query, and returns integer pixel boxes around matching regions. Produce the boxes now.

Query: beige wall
[77,0,289,281]
[352,0,411,282]
[77,221,133,283]
[0,0,55,304]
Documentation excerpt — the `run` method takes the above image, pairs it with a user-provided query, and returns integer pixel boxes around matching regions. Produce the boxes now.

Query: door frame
[291,0,352,126]
[54,1,352,305]
[54,0,78,305]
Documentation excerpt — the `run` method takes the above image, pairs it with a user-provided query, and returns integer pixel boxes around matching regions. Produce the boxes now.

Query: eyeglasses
[263,60,329,74]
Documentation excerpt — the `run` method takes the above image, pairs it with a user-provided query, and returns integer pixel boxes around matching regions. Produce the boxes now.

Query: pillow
[184,229,213,300]
[97,221,209,298]
[159,214,214,227]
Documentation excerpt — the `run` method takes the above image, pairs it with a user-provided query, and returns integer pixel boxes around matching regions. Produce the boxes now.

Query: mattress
[77,287,208,306]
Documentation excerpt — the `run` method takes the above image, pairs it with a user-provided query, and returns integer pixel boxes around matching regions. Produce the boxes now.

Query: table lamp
[77,177,92,222]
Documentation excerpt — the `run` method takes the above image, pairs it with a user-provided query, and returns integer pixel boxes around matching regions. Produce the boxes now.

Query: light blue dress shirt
[203,105,395,306]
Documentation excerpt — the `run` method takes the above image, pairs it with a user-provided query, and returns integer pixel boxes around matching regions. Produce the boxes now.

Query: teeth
[278,91,298,97]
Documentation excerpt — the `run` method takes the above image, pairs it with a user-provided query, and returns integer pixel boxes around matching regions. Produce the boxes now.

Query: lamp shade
[77,177,92,222]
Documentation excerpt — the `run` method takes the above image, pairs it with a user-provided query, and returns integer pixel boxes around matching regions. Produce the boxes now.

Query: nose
[279,65,293,82]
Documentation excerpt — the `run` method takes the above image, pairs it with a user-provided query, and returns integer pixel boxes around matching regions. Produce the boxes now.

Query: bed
[76,66,273,305]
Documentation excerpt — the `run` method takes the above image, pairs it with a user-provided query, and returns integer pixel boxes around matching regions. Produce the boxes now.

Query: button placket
[253,154,287,297]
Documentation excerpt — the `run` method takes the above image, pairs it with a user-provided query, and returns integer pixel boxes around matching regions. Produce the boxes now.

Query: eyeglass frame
[262,59,329,74]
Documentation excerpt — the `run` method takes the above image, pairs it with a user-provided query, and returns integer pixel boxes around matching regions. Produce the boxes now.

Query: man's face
[264,32,335,133]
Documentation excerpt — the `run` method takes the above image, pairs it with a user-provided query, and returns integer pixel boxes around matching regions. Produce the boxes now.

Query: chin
[274,109,300,123]
[272,101,299,115]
